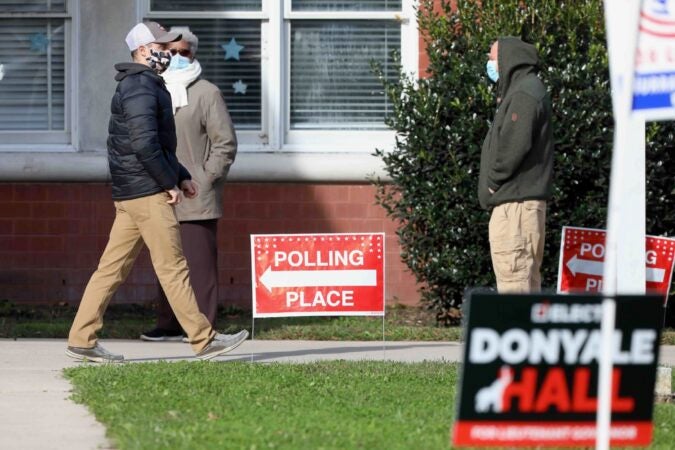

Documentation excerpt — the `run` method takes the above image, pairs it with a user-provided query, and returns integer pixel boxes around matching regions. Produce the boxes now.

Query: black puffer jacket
[107,63,190,200]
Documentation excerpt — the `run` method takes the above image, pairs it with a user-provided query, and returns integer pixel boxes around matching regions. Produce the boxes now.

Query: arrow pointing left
[567,254,665,283]
[259,267,377,291]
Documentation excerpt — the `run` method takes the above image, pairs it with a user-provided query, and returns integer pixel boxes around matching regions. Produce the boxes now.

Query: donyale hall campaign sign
[452,293,662,447]
[251,233,385,317]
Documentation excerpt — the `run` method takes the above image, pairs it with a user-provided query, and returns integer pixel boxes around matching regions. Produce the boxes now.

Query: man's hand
[180,179,199,199]
[166,186,184,204]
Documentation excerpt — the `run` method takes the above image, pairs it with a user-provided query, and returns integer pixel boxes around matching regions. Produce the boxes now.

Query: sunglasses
[169,48,191,57]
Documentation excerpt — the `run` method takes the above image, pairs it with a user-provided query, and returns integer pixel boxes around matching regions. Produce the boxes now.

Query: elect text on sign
[452,293,663,447]
[251,233,385,317]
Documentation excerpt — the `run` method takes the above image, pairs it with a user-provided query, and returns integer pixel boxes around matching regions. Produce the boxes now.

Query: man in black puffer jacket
[66,22,248,363]
[107,60,190,200]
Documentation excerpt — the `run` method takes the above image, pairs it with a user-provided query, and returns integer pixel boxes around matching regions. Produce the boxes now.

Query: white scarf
[161,59,203,115]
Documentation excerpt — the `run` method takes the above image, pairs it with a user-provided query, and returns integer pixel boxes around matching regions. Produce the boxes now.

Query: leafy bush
[373,0,675,317]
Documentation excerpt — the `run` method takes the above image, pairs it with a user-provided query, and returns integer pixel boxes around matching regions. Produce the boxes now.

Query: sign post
[603,0,675,448]
[601,1,644,449]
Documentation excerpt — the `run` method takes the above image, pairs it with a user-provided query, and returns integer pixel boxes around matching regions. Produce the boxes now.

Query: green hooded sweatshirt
[478,37,554,210]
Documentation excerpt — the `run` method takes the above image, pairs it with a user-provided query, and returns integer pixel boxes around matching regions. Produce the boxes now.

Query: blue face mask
[486,60,499,83]
[168,54,191,71]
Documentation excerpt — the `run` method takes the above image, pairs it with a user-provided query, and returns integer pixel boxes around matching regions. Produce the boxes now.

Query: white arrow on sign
[566,255,604,277]
[566,254,665,283]
[259,267,376,291]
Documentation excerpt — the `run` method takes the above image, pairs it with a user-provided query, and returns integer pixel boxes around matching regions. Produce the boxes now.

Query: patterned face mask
[145,47,172,73]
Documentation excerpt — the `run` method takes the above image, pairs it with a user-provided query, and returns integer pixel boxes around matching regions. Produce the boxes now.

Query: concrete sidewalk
[1,339,673,450]
[0,339,461,450]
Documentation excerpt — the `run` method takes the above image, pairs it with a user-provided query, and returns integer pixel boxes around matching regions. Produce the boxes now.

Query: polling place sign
[557,226,675,299]
[451,293,662,447]
[251,233,384,317]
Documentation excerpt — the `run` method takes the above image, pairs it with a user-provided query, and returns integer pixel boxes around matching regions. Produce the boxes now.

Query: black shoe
[140,328,185,342]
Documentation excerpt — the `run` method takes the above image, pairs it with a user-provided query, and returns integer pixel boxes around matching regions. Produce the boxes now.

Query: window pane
[151,0,261,12]
[160,19,261,129]
[0,0,66,12]
[0,19,65,131]
[290,20,399,130]
[292,0,401,11]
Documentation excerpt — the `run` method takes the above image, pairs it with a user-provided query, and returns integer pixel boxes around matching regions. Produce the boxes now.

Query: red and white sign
[557,226,675,301]
[452,292,663,448]
[251,233,385,317]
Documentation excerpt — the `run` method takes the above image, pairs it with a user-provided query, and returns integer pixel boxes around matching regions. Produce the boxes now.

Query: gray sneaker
[66,343,124,363]
[195,330,249,361]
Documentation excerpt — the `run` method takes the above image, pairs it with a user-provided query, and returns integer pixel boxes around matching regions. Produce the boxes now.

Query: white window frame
[0,0,79,152]
[142,0,418,153]
[144,1,270,150]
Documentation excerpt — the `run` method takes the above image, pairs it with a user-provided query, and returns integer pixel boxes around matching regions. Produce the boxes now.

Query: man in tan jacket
[141,27,237,341]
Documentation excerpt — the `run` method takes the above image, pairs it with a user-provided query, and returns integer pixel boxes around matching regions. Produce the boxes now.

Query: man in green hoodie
[478,37,554,293]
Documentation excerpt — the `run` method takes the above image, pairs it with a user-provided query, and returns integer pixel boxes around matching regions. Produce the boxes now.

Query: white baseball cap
[125,21,182,52]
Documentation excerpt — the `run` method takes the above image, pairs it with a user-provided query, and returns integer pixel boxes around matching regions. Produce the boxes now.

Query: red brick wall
[0,183,420,309]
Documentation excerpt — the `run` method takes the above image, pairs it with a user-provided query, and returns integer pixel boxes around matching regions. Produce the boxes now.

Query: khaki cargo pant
[488,200,546,293]
[68,192,215,353]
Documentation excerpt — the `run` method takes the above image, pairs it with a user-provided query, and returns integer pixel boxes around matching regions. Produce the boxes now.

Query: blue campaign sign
[632,0,675,120]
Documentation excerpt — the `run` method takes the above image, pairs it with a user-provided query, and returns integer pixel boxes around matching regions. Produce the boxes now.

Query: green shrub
[373,0,674,315]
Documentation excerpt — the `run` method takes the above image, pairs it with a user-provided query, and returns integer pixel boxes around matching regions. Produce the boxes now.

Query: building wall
[79,0,139,152]
[0,183,420,308]
[0,1,428,309]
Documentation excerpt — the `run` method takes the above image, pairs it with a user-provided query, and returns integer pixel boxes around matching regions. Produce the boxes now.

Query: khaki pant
[68,192,215,353]
[488,200,546,293]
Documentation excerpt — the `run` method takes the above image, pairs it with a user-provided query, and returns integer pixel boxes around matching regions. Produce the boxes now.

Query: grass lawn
[2,301,675,344]
[65,361,675,450]
[65,361,457,450]
[0,302,464,341]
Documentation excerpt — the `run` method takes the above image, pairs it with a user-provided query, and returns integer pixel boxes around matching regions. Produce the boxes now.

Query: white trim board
[0,151,390,182]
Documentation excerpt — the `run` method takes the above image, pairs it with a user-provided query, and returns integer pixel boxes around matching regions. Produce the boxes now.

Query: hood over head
[496,37,540,99]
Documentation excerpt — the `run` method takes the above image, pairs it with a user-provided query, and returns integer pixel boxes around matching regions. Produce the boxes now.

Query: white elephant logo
[475,366,513,413]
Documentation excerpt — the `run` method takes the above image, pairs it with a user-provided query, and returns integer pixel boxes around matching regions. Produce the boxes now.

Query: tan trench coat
[173,79,237,221]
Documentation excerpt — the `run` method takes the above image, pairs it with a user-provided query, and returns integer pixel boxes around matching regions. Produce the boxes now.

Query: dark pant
[156,219,218,331]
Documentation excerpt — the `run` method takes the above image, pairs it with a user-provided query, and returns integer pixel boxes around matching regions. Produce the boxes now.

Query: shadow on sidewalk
[123,342,459,363]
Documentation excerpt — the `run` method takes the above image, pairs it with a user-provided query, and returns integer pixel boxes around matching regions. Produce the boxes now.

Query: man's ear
[137,45,149,59]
